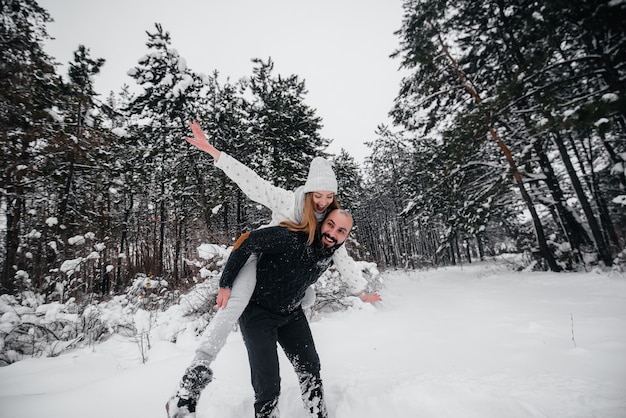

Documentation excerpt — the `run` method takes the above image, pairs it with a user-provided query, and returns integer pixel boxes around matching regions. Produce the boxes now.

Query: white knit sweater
[215,152,367,293]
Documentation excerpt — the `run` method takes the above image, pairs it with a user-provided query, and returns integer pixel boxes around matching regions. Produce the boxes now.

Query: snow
[613,195,626,206]
[111,127,128,137]
[45,217,58,227]
[59,257,82,276]
[67,235,85,246]
[197,243,228,260]
[0,260,625,418]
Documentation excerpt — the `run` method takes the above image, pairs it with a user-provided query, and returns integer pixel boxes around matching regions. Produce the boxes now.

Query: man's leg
[239,303,283,418]
[278,308,328,418]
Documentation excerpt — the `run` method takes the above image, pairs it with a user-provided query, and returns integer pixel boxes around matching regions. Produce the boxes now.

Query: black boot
[166,360,213,418]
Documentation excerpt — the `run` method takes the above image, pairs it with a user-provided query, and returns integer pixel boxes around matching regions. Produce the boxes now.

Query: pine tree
[126,23,208,282]
[390,0,625,270]
[194,74,255,238]
[332,149,364,212]
[51,45,106,235]
[358,126,421,267]
[0,0,63,291]
[247,58,330,190]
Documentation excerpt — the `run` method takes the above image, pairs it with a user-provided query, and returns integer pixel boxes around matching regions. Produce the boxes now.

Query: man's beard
[315,228,339,250]
[321,232,337,246]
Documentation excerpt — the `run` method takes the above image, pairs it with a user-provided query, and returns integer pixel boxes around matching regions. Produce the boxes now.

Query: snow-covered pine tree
[387,0,625,270]
[246,57,330,192]
[194,74,255,238]
[126,23,209,285]
[0,0,64,292]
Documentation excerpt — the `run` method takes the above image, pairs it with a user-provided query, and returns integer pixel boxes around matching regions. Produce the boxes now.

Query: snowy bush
[312,260,382,316]
[0,241,382,366]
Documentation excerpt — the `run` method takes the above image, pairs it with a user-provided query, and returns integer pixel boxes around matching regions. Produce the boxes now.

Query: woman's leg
[193,254,258,363]
[300,286,316,310]
[167,255,258,417]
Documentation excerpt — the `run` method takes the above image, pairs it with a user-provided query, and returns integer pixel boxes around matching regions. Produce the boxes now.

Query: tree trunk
[2,196,21,292]
[173,216,182,285]
[553,132,613,266]
[438,35,560,272]
[533,140,592,255]
[158,185,166,276]
[191,154,212,230]
[115,194,132,293]
[464,238,472,264]
[569,134,622,252]
[476,234,485,261]
[1,133,31,292]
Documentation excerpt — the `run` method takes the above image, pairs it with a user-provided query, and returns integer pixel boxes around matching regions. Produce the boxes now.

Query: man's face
[320,210,353,248]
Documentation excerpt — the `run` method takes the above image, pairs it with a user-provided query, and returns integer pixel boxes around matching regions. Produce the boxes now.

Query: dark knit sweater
[219,226,338,314]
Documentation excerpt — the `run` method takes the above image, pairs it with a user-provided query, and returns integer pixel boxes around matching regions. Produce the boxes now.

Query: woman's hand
[185,121,221,160]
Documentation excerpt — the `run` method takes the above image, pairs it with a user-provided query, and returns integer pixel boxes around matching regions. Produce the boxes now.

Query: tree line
[1,0,625,304]
[381,0,625,270]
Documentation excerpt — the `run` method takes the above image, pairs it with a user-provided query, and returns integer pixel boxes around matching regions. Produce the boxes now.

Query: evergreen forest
[2,0,625,308]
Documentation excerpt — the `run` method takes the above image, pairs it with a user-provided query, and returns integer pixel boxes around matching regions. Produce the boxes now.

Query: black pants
[239,303,328,418]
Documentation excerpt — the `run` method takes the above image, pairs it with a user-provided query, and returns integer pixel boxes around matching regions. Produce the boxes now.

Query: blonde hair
[280,193,340,244]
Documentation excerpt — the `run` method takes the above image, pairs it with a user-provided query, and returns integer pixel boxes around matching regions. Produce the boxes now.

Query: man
[230,208,353,417]
[169,208,354,418]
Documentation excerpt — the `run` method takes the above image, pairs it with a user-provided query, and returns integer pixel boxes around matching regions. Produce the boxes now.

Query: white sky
[37,0,406,163]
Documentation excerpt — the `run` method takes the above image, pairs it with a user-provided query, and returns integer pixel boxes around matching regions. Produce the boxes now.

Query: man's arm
[219,227,293,289]
[216,227,294,308]
[219,232,253,290]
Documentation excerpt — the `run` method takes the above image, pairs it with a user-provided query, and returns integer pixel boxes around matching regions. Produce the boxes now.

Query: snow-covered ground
[1,260,625,418]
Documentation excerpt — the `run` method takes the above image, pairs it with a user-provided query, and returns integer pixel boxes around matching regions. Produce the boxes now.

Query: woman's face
[312,191,335,214]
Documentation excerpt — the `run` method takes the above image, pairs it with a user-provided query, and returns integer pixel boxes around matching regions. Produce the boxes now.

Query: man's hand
[216,287,231,309]
[360,292,382,303]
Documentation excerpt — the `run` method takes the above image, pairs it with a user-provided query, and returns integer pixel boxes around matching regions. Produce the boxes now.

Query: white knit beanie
[302,157,338,194]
